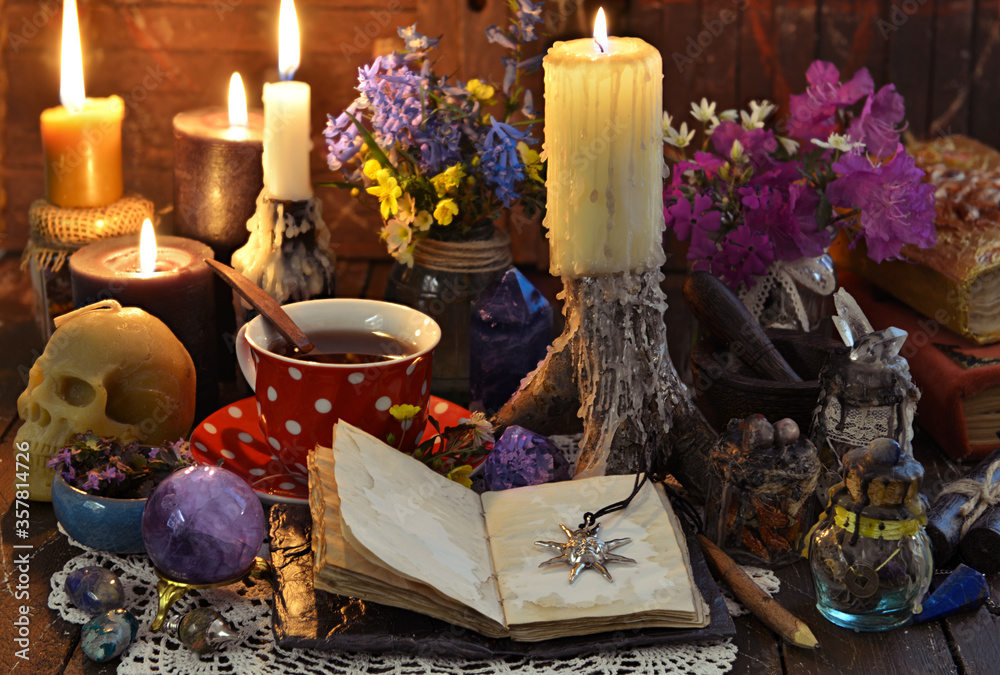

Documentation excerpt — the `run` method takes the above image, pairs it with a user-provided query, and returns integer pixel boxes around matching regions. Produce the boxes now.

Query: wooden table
[1,251,998,674]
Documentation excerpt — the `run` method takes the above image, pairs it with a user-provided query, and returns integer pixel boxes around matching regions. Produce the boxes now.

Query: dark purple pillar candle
[173,108,264,260]
[69,234,218,418]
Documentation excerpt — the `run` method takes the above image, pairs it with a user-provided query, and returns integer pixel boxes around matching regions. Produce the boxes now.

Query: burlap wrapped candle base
[22,194,153,339]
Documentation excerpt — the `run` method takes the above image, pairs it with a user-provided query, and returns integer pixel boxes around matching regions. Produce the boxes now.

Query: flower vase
[51,474,147,554]
[738,253,838,333]
[384,225,511,406]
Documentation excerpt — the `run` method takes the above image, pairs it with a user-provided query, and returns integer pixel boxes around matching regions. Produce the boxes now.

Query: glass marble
[166,608,239,655]
[141,465,266,584]
[81,608,138,663]
[66,566,125,614]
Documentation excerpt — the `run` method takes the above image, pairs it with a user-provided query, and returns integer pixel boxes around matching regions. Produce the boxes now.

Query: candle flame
[278,0,300,81]
[139,219,157,275]
[60,0,85,113]
[229,72,248,126]
[593,8,609,54]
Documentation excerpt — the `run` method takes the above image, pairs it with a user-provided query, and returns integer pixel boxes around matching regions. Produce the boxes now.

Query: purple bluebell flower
[502,57,517,95]
[485,25,517,50]
[511,0,543,42]
[398,24,439,53]
[847,84,907,158]
[517,54,544,73]
[477,117,530,207]
[827,145,937,261]
[520,89,539,119]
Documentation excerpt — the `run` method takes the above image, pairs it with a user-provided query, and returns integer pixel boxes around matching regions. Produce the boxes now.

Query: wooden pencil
[697,534,819,650]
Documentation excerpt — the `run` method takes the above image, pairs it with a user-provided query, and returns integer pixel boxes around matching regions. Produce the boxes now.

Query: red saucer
[191,395,474,505]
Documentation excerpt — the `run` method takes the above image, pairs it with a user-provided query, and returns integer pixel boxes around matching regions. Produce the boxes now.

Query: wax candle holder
[230,191,336,325]
[22,195,153,340]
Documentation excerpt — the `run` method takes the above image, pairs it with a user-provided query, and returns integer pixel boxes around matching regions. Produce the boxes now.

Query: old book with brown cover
[832,135,1000,345]
[307,421,709,641]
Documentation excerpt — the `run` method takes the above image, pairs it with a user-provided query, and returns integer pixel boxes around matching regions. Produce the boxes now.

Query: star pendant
[535,523,636,584]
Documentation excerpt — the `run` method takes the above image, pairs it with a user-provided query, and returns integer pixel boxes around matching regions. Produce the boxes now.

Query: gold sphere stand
[150,557,273,631]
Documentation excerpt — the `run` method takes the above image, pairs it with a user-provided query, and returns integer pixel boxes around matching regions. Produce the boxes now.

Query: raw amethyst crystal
[470,267,553,413]
[141,466,266,584]
[483,425,570,491]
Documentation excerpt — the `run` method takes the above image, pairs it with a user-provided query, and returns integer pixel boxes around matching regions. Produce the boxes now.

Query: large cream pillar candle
[543,32,665,277]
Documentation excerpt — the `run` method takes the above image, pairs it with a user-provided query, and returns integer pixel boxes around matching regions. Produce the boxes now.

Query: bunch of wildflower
[411,411,495,488]
[662,61,937,290]
[324,2,546,266]
[47,432,196,499]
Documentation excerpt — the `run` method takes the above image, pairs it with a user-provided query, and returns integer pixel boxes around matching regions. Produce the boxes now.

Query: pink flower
[788,61,874,141]
[847,84,907,158]
[665,193,721,241]
[827,146,937,261]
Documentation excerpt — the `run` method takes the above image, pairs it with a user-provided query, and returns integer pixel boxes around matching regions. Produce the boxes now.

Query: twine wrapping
[412,227,512,273]
[21,195,153,273]
[939,459,1000,538]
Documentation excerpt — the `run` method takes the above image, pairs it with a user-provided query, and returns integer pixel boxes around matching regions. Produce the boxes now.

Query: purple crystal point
[483,425,570,491]
[470,267,553,413]
[911,564,989,624]
[141,466,266,584]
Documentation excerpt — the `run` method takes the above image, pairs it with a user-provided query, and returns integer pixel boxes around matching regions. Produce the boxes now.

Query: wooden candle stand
[494,268,716,497]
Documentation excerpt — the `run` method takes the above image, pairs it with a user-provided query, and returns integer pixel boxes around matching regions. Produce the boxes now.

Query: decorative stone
[470,267,553,413]
[81,608,139,663]
[66,566,125,614]
[165,608,239,655]
[483,425,570,491]
[911,564,989,624]
[141,465,266,584]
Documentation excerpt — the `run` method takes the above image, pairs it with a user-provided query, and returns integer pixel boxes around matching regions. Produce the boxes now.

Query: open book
[308,422,709,642]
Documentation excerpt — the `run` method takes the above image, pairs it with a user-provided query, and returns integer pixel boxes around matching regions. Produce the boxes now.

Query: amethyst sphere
[141,466,266,584]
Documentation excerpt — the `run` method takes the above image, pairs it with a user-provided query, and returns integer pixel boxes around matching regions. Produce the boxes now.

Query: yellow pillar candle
[40,0,123,208]
[543,10,665,277]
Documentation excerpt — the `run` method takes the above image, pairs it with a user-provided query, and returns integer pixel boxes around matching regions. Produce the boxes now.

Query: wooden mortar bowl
[690,329,842,432]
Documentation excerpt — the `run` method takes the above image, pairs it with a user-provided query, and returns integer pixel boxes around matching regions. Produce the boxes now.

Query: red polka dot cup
[235,299,440,478]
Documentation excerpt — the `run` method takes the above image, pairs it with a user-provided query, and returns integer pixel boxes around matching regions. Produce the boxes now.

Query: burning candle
[173,72,265,259]
[262,0,312,201]
[69,221,218,415]
[40,0,124,208]
[542,8,666,277]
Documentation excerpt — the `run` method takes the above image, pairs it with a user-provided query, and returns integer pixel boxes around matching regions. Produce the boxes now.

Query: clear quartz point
[850,327,908,363]
[832,288,875,347]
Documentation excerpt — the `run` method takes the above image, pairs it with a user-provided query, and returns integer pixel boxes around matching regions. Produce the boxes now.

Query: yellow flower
[433,198,459,226]
[517,141,543,183]
[413,210,434,232]
[396,244,415,267]
[389,404,421,421]
[362,159,382,181]
[446,464,474,488]
[396,193,417,225]
[431,164,466,197]
[367,169,402,219]
[466,79,496,104]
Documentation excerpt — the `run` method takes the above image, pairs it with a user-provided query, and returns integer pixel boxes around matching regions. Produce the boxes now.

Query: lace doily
[50,532,747,675]
[738,255,837,332]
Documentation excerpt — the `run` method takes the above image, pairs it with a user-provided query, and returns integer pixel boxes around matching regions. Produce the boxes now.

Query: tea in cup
[235,299,440,477]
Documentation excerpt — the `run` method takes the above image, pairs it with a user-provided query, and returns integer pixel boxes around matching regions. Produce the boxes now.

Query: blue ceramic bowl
[51,475,147,554]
